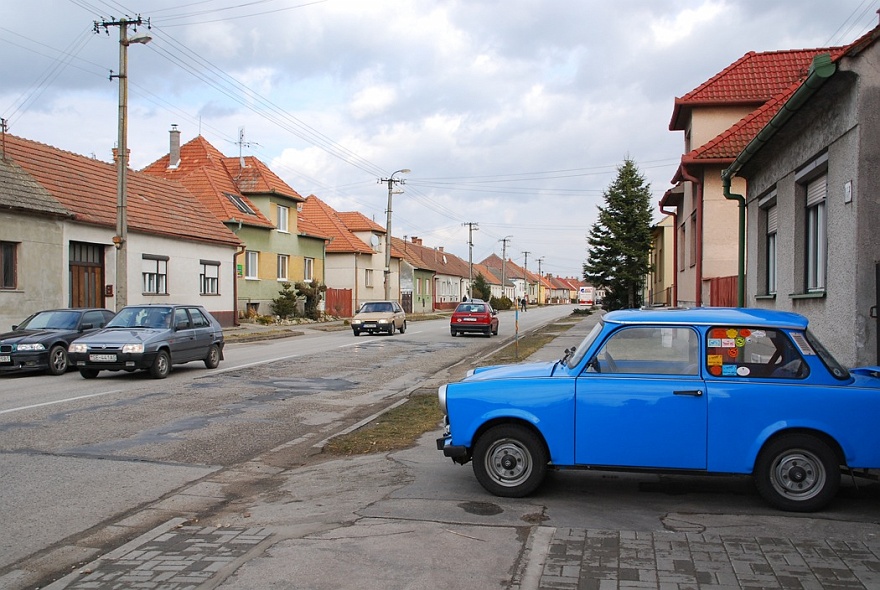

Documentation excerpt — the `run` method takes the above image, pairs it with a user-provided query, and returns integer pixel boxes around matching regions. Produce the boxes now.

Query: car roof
[603,307,809,330]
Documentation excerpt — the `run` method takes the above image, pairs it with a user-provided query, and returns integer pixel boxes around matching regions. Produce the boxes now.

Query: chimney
[168,124,181,170]
[438,246,444,252]
[112,147,130,165]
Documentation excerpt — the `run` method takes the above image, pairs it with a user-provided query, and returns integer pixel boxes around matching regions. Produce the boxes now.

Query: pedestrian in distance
[520,297,527,312]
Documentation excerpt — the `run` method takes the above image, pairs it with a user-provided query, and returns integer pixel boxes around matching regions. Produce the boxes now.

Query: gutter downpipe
[679,167,703,307]
[721,53,836,308]
[658,201,678,306]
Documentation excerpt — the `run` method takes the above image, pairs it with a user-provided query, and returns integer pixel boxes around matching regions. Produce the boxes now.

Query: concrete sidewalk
[39,312,880,590]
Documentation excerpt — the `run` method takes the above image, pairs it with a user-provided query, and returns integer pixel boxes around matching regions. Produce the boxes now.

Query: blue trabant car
[436,307,880,512]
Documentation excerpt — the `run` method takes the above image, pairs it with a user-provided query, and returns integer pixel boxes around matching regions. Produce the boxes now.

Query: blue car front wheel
[473,424,548,497]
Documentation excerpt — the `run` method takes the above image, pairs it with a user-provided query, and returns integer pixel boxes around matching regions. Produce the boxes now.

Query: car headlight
[122,343,144,354]
[69,343,87,353]
[351,319,362,325]
[378,319,389,324]
[16,343,46,351]
[438,384,448,415]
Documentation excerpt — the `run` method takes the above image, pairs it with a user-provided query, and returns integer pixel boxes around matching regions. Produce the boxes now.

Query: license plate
[0,355,9,363]
[463,318,477,322]
[89,354,117,362]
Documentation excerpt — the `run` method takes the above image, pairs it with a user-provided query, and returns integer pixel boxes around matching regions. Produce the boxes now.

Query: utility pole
[95,15,151,311]
[522,251,530,303]
[500,236,512,298]
[380,169,410,300]
[463,222,479,299]
[537,256,545,305]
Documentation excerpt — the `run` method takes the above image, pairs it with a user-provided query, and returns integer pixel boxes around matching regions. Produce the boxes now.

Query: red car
[450,301,499,337]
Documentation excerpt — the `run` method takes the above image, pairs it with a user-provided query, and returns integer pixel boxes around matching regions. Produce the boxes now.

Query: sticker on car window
[790,332,816,356]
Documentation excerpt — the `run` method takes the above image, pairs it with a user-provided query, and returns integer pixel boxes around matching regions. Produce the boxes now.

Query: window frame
[0,241,17,289]
[277,254,289,281]
[365,268,374,288]
[200,260,220,295]
[277,205,289,233]
[245,251,259,280]
[142,255,168,295]
[304,257,314,282]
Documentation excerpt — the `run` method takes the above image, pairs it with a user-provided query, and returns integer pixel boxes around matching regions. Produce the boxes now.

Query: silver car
[68,304,224,379]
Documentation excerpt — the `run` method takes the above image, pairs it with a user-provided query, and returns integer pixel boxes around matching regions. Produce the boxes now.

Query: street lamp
[112,20,151,311]
[381,168,410,301]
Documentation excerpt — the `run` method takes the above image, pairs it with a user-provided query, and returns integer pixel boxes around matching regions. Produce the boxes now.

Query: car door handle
[673,390,703,397]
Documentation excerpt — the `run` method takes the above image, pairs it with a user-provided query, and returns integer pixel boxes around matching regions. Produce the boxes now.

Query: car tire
[47,344,68,375]
[388,323,395,335]
[353,329,361,336]
[473,424,548,498]
[450,329,457,337]
[204,344,221,369]
[149,350,171,379]
[79,369,99,379]
[754,434,840,512]
[399,320,406,334]
[492,325,499,336]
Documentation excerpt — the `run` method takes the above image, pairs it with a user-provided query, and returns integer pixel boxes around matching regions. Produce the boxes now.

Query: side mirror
[81,323,94,330]
[12,325,18,331]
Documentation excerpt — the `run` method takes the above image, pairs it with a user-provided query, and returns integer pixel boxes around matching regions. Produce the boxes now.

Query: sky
[2,0,878,280]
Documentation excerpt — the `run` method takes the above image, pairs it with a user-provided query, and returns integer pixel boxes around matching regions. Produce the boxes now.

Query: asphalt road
[0,304,572,587]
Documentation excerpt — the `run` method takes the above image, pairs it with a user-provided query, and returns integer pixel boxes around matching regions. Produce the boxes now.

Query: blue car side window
[705,327,808,379]
[588,327,698,375]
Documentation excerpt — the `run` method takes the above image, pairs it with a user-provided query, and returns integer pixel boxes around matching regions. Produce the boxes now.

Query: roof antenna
[236,126,260,169]
[0,117,6,161]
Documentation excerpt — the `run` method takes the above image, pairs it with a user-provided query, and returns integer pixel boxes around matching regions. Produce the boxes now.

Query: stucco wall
[0,212,65,330]
[741,47,880,366]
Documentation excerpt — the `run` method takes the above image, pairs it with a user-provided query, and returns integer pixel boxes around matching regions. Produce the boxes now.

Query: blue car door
[574,326,708,469]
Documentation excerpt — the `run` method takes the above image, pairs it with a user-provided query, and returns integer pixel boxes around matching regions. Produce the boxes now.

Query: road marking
[0,389,125,415]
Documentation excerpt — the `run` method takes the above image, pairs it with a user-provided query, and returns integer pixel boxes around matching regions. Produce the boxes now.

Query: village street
[0,305,571,587]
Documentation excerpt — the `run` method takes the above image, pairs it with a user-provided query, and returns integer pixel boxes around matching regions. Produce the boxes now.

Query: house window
[200,260,220,295]
[277,205,289,233]
[304,257,314,282]
[142,255,168,294]
[245,251,259,279]
[805,176,827,292]
[678,224,686,271]
[766,205,777,295]
[224,192,255,215]
[689,212,697,268]
[365,268,374,288]
[277,254,289,280]
[0,241,16,289]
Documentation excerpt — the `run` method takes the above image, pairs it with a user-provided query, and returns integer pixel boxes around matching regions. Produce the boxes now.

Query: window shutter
[806,175,827,206]
[767,206,777,234]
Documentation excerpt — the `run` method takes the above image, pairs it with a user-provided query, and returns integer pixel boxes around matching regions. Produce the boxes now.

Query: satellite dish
[370,235,380,248]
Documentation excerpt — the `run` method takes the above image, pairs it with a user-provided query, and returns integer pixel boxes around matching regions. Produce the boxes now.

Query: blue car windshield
[107,307,172,329]
[19,310,80,330]
[565,321,604,369]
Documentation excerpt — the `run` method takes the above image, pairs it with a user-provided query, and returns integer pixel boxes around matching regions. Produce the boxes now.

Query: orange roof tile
[222,156,304,201]
[3,134,240,247]
[300,195,373,254]
[670,47,845,130]
[142,136,274,229]
[338,211,386,233]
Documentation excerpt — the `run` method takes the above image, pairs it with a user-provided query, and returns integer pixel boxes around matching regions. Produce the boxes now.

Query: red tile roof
[3,134,240,247]
[337,211,386,233]
[300,195,373,254]
[223,156,304,201]
[142,136,275,229]
[669,47,847,131]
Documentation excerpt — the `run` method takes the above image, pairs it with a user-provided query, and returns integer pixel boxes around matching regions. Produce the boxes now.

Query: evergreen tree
[472,273,491,301]
[583,159,653,311]
[295,281,327,320]
[271,282,298,319]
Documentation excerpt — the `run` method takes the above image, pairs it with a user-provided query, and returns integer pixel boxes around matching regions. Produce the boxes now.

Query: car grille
[0,344,12,353]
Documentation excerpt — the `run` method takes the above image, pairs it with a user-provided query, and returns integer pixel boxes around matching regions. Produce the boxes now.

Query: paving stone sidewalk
[539,528,880,589]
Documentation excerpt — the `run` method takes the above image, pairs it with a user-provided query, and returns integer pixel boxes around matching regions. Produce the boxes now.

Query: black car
[0,308,116,375]
[68,304,224,379]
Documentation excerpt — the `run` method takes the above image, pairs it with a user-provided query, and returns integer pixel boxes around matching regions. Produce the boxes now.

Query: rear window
[705,326,807,379]
[456,303,486,313]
